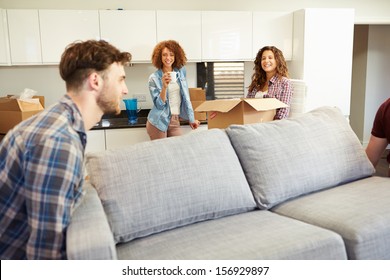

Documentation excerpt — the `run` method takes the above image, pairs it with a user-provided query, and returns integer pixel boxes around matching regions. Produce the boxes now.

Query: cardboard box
[189,88,207,121]
[0,95,45,134]
[195,98,288,129]
[189,88,206,101]
[191,100,207,121]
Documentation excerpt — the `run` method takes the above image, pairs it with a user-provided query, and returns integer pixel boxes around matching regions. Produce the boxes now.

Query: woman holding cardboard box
[146,40,200,140]
[247,46,293,119]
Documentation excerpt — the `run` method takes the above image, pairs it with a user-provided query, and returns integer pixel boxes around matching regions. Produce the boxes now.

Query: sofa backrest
[86,129,256,244]
[226,106,375,209]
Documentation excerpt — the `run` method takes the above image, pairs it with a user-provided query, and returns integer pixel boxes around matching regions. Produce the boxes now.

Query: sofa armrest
[67,182,117,260]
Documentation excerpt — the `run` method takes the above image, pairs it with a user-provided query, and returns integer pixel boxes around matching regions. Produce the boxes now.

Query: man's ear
[88,72,101,91]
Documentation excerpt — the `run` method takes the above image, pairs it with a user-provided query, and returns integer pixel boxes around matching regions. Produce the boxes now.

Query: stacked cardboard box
[0,95,45,134]
[189,88,206,121]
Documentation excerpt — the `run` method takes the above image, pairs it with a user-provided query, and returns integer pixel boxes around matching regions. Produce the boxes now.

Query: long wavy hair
[248,46,289,93]
[151,40,187,70]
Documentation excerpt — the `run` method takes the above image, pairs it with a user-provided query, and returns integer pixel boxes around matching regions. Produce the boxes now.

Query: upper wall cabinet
[156,10,202,62]
[7,9,42,65]
[39,10,100,64]
[0,9,11,65]
[99,10,156,63]
[252,12,293,60]
[201,11,252,61]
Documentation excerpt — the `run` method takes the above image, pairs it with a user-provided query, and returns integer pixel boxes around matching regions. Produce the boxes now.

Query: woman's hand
[160,73,171,102]
[190,120,201,130]
[162,72,171,88]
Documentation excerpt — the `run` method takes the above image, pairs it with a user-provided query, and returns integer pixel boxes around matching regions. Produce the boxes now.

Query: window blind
[213,62,245,99]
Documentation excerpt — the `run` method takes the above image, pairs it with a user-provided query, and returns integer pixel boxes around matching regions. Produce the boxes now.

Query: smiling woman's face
[161,47,175,70]
[261,50,277,75]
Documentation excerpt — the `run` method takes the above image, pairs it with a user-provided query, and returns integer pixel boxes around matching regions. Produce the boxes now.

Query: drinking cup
[123,98,139,124]
[168,71,177,84]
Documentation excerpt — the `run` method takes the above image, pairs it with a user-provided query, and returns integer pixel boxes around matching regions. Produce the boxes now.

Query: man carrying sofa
[0,40,132,259]
[366,98,390,177]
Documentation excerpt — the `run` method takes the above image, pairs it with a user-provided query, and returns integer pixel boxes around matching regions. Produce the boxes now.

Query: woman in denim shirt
[247,46,293,120]
[146,40,200,140]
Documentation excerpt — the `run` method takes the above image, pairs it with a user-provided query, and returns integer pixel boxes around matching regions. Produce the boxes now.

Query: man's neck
[67,91,103,131]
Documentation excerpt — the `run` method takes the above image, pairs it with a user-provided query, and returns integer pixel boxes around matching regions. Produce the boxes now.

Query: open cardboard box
[195,98,288,129]
[189,88,207,121]
[0,95,45,134]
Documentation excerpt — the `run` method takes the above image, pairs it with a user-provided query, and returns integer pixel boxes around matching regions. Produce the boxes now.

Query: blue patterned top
[0,95,86,259]
[147,67,195,132]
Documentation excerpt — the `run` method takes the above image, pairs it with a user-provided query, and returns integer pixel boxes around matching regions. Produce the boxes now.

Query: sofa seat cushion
[86,129,256,244]
[226,106,375,209]
[116,210,347,260]
[272,176,390,260]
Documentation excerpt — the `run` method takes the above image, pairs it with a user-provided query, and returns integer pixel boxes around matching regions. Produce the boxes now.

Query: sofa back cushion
[86,129,256,244]
[226,106,375,209]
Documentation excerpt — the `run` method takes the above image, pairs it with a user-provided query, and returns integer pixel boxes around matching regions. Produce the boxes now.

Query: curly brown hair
[151,40,187,69]
[60,40,132,91]
[248,46,289,93]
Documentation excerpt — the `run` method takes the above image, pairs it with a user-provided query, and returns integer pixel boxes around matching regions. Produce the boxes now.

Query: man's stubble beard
[96,90,121,115]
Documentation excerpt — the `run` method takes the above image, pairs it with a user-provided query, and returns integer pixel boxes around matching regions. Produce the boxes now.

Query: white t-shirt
[255,90,267,98]
[168,80,181,115]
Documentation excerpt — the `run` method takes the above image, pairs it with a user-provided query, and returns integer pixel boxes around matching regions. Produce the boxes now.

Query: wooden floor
[375,149,390,177]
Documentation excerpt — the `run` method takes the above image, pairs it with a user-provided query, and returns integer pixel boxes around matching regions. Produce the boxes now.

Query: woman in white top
[146,40,200,140]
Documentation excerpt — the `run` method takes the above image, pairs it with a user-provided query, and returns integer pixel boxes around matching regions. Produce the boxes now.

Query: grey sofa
[67,106,390,260]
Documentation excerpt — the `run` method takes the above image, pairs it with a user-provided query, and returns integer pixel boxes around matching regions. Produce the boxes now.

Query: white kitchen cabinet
[0,9,10,65]
[105,128,150,150]
[86,130,106,154]
[39,10,100,64]
[99,10,156,63]
[252,12,293,60]
[6,9,42,65]
[157,10,201,62]
[201,11,252,61]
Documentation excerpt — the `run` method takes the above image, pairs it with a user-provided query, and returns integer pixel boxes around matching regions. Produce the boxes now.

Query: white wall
[350,25,369,143]
[296,9,354,116]
[350,25,390,145]
[1,0,389,23]
[363,25,390,145]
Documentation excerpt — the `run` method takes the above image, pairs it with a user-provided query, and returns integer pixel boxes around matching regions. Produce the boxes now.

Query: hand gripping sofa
[67,106,390,260]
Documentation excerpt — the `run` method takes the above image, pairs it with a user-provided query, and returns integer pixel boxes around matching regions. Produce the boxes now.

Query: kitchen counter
[92,109,207,130]
[92,109,148,130]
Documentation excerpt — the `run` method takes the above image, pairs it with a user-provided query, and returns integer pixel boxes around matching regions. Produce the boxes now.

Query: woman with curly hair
[146,40,200,139]
[247,46,293,119]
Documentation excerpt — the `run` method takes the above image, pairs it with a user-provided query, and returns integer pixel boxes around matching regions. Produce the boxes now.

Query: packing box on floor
[195,98,288,129]
[0,95,45,134]
[189,88,207,121]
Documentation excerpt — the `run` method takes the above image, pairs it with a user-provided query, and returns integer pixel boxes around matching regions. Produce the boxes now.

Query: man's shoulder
[381,98,390,109]
[377,98,390,120]
[16,103,73,142]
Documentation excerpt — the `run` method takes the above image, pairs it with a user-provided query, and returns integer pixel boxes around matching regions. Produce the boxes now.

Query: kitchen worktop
[92,109,149,130]
[92,109,207,130]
